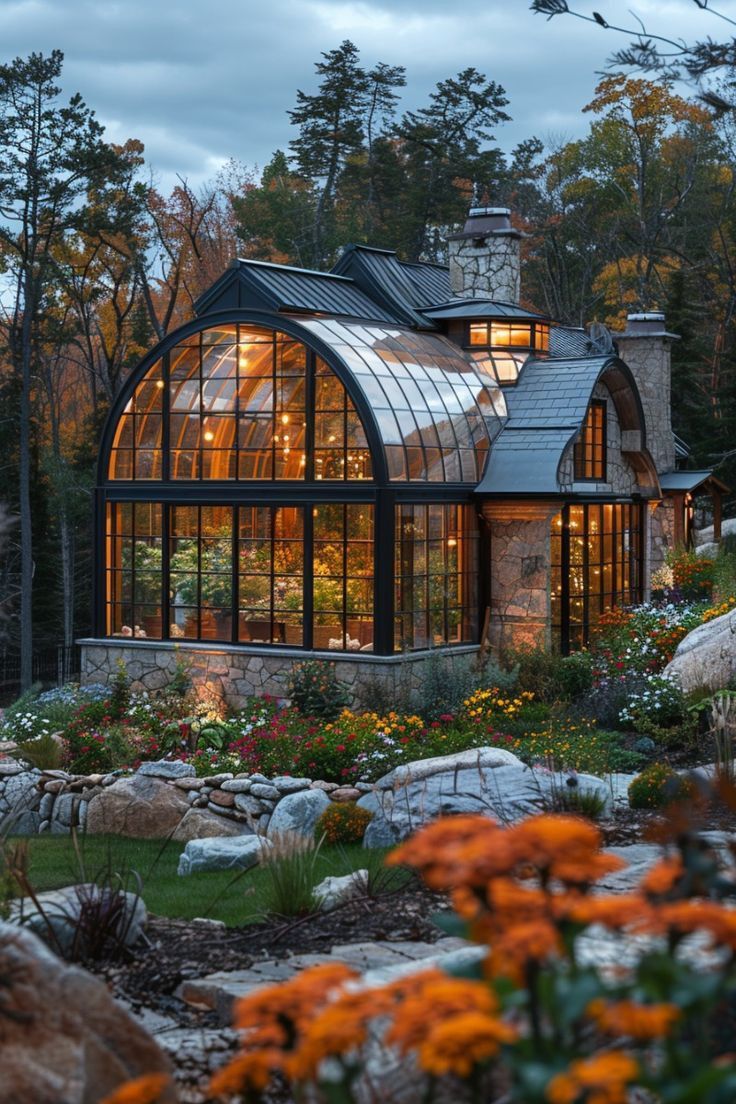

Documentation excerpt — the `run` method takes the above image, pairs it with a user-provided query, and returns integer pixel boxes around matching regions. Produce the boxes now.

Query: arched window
[109,325,372,482]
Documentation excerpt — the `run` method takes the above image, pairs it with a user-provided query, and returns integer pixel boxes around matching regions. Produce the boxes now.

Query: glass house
[85,208,704,703]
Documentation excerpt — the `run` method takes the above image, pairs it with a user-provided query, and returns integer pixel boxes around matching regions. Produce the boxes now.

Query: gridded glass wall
[313,504,374,651]
[394,504,479,651]
[109,325,371,482]
[551,503,643,651]
[106,503,163,637]
[573,401,606,481]
[239,507,304,646]
[105,501,375,651]
[170,506,233,641]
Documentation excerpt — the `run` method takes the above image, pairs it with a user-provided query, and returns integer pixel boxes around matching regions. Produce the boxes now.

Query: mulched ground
[95,878,449,1020]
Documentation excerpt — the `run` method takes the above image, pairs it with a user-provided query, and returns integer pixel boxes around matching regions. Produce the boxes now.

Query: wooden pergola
[659,470,730,548]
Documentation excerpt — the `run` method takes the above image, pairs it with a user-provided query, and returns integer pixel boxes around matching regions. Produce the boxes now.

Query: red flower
[336,744,346,752]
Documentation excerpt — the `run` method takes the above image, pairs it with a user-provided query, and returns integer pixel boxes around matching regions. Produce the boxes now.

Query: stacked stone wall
[447,235,520,302]
[79,640,480,712]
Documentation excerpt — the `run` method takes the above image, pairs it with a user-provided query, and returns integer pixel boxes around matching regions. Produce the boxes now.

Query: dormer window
[574,400,607,481]
[468,321,550,352]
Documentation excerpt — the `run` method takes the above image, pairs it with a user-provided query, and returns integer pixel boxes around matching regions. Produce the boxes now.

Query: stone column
[481,501,558,654]
[613,313,678,474]
[447,207,522,303]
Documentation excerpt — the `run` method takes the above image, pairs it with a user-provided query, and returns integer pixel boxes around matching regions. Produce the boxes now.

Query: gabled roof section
[549,326,594,358]
[422,299,547,321]
[193,258,398,324]
[476,354,656,495]
[331,245,448,328]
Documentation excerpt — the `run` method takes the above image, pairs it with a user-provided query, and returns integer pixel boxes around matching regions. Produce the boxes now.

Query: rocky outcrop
[665,608,736,691]
[0,922,176,1103]
[359,748,612,848]
[86,773,190,838]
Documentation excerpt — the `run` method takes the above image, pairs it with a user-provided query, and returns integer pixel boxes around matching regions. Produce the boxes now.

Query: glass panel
[394,504,478,651]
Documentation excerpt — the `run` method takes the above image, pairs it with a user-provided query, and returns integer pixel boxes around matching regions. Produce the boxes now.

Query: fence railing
[0,644,81,703]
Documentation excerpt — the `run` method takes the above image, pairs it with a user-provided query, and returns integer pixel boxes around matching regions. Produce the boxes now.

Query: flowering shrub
[628,763,692,809]
[618,672,689,730]
[210,809,736,1103]
[513,719,645,775]
[286,660,350,721]
[670,548,715,600]
[315,802,372,844]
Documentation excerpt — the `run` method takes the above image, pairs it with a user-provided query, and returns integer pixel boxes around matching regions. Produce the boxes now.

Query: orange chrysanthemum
[640,855,685,897]
[210,1049,281,1096]
[565,893,653,931]
[233,961,358,1035]
[587,998,681,1040]
[487,919,562,982]
[287,988,395,1079]
[385,972,499,1053]
[546,1050,640,1104]
[99,1074,171,1104]
[416,1011,518,1078]
[389,814,514,889]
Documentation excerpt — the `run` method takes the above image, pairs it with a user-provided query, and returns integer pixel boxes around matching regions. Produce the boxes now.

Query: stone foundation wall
[79,640,480,711]
[650,498,677,577]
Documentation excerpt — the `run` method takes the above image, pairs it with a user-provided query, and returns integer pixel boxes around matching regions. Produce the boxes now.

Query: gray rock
[220,779,253,793]
[177,835,272,876]
[137,759,196,780]
[248,773,271,785]
[665,609,736,692]
[234,793,265,817]
[271,776,311,793]
[362,761,612,848]
[172,807,253,842]
[0,769,42,816]
[86,774,190,839]
[53,793,79,828]
[266,788,331,841]
[39,792,55,820]
[10,810,42,835]
[374,746,524,791]
[9,884,147,956]
[315,871,368,912]
[250,783,280,800]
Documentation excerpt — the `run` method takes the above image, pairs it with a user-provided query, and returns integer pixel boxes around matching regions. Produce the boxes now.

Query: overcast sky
[0,0,719,192]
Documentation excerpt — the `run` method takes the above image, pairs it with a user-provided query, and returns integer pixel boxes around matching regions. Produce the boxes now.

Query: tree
[233,151,315,264]
[530,0,736,113]
[289,40,372,266]
[0,50,130,688]
[396,68,511,260]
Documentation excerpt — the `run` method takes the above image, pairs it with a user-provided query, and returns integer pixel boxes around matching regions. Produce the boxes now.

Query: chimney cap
[613,310,679,340]
[468,206,510,218]
[627,311,665,322]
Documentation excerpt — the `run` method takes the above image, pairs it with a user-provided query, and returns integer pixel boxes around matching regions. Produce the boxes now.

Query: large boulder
[0,768,41,823]
[137,758,196,780]
[266,788,331,841]
[0,922,176,1103]
[694,518,736,546]
[172,806,253,842]
[9,885,147,958]
[177,834,272,876]
[358,748,612,848]
[665,608,736,692]
[86,773,189,838]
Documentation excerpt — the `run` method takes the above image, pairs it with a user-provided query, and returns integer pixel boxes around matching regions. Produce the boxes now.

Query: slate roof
[476,355,615,494]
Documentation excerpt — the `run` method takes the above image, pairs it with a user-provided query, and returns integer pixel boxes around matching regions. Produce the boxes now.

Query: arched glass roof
[104,317,507,487]
[297,318,507,483]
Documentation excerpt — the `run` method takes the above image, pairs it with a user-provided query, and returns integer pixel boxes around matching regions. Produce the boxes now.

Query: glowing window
[574,400,607,481]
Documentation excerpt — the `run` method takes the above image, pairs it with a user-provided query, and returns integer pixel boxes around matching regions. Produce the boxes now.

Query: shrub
[505,646,592,703]
[258,834,324,918]
[287,661,350,721]
[628,763,690,809]
[11,732,63,771]
[515,719,645,775]
[411,650,474,722]
[316,802,372,845]
[670,548,715,600]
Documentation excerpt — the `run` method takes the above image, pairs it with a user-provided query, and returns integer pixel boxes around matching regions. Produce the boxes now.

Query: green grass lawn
[8,834,390,927]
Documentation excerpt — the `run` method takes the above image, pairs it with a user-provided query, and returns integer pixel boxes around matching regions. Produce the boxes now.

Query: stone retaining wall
[0,758,370,839]
[79,639,480,710]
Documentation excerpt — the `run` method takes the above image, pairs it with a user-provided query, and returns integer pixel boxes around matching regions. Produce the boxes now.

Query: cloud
[0,0,713,190]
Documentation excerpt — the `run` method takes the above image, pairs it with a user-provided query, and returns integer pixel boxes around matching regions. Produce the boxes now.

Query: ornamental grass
[205,801,736,1104]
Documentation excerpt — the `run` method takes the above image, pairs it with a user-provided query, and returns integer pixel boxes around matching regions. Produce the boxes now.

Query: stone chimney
[447,207,522,303]
[613,312,678,474]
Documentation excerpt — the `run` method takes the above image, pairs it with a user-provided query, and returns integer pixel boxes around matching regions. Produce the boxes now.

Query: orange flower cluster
[99,1075,171,1104]
[587,998,680,1040]
[208,811,736,1102]
[547,1051,639,1104]
[211,964,517,1095]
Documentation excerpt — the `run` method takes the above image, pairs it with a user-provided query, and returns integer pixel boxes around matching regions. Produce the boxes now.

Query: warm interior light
[155,380,164,389]
[281,413,289,425]
[203,430,215,442]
